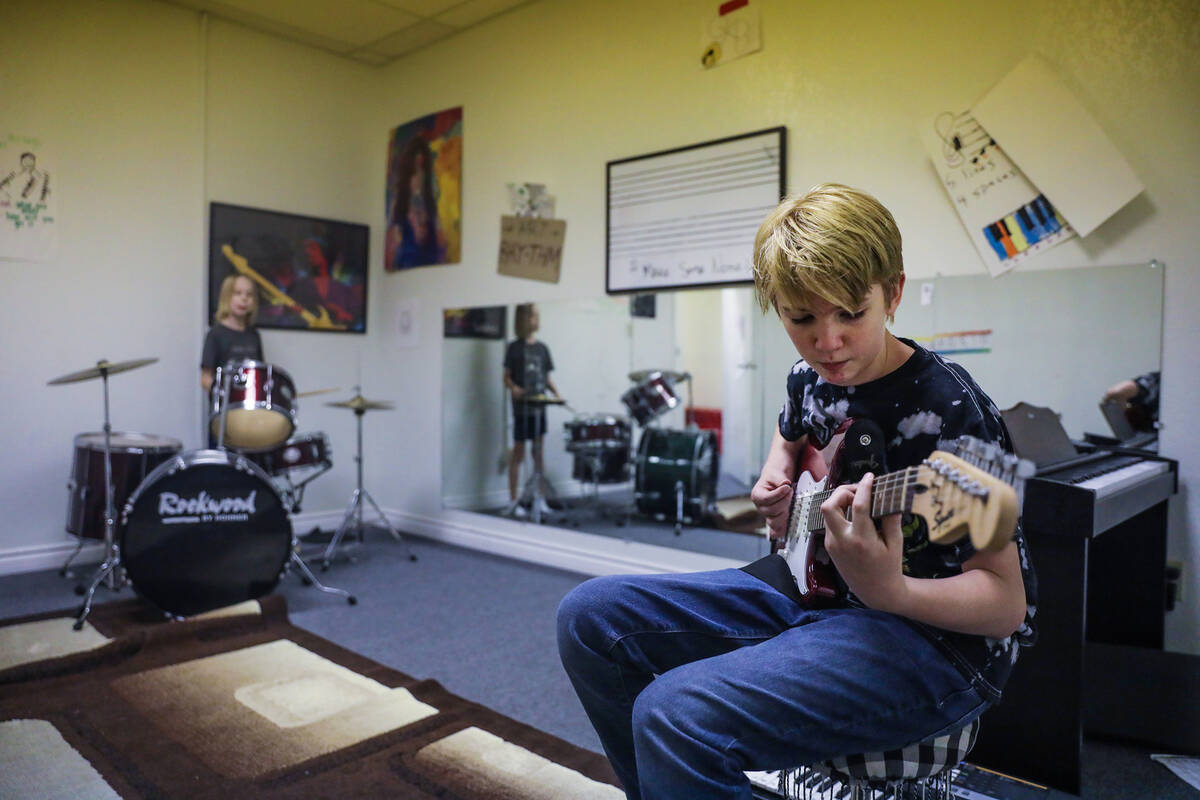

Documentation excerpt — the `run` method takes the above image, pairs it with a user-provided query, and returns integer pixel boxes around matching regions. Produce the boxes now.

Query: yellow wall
[1,0,1197,652]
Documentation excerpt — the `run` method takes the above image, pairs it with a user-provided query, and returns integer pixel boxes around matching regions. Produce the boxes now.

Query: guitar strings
[796,467,919,533]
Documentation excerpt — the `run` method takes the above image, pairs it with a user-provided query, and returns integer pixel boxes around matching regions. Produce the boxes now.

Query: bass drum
[121,449,292,617]
[634,428,719,521]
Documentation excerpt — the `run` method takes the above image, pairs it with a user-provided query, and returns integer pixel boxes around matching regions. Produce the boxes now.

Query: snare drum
[621,372,679,426]
[563,414,631,452]
[565,415,631,484]
[245,431,331,477]
[210,360,297,451]
[121,449,293,617]
[634,428,719,521]
[572,449,630,484]
[66,432,183,540]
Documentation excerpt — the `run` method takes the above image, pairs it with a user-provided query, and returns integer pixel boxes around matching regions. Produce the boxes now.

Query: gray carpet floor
[2,528,1196,799]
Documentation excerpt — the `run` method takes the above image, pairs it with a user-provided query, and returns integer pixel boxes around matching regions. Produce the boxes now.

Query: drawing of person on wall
[0,151,51,205]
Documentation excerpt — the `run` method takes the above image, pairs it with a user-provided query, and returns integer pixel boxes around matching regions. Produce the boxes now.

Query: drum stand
[321,398,417,569]
[504,450,561,524]
[568,449,630,525]
[72,366,130,628]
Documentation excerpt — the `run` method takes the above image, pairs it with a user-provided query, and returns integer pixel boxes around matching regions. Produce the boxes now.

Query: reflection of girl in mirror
[386,135,442,269]
[503,303,560,517]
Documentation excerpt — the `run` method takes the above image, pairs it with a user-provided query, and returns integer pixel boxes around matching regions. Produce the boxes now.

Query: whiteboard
[606,127,785,294]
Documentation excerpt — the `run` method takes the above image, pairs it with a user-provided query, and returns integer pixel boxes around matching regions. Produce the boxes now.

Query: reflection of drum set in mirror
[52,356,413,628]
[561,369,719,534]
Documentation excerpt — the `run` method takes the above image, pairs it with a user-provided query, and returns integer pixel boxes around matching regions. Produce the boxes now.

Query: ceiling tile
[368,19,457,56]
[374,0,464,18]
[211,0,420,48]
[435,0,530,29]
[347,50,395,66]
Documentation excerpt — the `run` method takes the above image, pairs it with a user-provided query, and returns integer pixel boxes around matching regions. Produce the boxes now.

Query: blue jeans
[556,568,989,800]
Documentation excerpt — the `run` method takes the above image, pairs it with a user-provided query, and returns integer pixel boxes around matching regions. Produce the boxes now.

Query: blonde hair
[753,183,903,318]
[215,274,259,325]
[514,303,536,339]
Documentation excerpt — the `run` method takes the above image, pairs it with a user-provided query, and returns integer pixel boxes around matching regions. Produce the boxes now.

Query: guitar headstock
[909,436,1034,552]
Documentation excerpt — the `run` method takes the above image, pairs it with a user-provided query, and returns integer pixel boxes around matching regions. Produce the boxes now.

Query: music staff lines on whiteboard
[611,171,779,210]
[615,237,755,261]
[611,167,778,206]
[606,127,784,292]
[608,204,773,234]
[610,213,769,248]
[609,144,780,184]
[609,152,774,191]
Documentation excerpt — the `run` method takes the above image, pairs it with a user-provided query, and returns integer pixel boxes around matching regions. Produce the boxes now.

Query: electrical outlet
[1165,560,1183,610]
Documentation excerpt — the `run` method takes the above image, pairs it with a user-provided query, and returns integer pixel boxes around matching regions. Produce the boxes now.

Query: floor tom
[66,432,183,540]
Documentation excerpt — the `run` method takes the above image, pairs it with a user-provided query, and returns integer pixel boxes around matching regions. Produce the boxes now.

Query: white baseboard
[0,539,107,576]
[0,506,740,579]
[383,507,740,577]
[441,479,627,512]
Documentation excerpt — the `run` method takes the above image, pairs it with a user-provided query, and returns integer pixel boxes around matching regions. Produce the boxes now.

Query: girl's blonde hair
[215,274,259,325]
[514,303,536,339]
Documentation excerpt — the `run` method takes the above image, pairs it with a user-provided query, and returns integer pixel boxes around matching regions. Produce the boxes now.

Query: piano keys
[1021,450,1175,539]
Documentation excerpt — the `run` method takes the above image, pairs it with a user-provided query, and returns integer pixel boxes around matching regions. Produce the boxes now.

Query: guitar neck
[790,467,918,536]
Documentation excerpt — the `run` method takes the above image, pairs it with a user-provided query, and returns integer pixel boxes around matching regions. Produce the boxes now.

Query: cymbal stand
[321,401,417,569]
[74,364,127,628]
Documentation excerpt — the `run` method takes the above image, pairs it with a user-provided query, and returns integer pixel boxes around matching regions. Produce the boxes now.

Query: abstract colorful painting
[385,107,462,271]
[208,203,368,334]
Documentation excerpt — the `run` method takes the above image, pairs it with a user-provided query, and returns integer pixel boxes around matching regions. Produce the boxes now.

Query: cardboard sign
[497,215,565,283]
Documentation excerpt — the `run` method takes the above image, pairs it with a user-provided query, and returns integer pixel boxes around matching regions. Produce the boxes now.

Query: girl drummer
[201,273,263,393]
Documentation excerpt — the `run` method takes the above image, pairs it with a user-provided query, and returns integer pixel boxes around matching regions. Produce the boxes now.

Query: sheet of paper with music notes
[923,111,1076,277]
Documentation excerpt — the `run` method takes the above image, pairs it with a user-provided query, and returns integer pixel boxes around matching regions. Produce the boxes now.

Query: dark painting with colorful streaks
[208,202,368,334]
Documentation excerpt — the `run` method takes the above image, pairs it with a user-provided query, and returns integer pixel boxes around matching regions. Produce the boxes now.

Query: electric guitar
[772,419,1032,607]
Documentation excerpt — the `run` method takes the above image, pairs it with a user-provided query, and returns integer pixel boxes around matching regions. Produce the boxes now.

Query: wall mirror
[441,262,1163,559]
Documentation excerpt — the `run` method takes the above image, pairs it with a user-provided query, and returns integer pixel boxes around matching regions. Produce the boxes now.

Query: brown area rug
[0,595,621,799]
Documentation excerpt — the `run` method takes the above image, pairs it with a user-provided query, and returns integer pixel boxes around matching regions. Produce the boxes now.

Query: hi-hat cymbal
[48,357,159,386]
[326,394,394,411]
[628,369,690,384]
[297,386,341,398]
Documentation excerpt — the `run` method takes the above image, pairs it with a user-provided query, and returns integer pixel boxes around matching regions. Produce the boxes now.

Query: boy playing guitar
[557,184,1037,800]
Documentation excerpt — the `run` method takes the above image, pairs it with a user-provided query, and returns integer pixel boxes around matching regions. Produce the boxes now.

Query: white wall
[2,0,1196,654]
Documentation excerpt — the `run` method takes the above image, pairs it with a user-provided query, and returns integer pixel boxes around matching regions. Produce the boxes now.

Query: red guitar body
[771,418,887,607]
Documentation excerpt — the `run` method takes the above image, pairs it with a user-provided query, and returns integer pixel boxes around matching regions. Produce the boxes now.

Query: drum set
[51,356,413,628]
[561,369,720,534]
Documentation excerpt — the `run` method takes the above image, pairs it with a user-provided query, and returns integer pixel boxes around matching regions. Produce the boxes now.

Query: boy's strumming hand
[820,473,907,612]
[751,469,793,542]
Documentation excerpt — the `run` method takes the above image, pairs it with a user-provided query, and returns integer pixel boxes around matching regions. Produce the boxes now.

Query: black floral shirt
[778,338,1037,701]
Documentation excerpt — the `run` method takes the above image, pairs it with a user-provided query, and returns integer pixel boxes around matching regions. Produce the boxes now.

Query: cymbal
[628,369,690,384]
[47,357,159,386]
[297,386,341,398]
[326,394,394,411]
